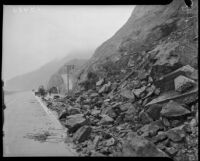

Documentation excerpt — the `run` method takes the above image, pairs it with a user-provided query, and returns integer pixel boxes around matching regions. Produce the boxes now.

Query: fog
[2,5,135,81]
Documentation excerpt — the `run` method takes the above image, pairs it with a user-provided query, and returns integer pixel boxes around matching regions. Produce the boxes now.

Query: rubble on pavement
[40,57,198,160]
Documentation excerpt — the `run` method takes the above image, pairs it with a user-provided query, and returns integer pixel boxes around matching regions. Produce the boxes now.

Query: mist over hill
[5,51,92,91]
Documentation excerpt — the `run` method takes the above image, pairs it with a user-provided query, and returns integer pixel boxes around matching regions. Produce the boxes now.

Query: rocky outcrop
[75,0,198,88]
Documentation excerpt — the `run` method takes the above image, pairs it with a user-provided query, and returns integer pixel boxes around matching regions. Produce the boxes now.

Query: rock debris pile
[41,54,198,160]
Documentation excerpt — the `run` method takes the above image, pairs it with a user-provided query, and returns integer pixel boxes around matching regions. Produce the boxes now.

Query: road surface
[3,91,77,157]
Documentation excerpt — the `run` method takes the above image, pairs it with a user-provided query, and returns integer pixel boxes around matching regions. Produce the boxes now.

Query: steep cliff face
[75,0,198,87]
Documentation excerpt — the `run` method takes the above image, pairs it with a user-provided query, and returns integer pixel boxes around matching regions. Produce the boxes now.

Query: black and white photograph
[2,0,198,159]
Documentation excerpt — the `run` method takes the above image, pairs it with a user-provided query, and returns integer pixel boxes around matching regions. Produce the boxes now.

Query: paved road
[3,91,76,157]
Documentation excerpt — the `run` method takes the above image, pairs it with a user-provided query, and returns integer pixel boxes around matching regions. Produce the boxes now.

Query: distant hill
[5,51,92,91]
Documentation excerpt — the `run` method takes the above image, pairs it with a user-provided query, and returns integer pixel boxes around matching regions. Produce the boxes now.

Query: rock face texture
[74,0,198,87]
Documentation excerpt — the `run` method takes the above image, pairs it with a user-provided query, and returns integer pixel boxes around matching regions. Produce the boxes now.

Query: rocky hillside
[75,0,198,87]
[47,59,87,94]
[38,0,198,159]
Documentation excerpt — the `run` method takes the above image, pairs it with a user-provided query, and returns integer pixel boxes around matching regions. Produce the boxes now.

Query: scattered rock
[68,107,81,115]
[146,104,162,121]
[132,86,146,98]
[139,111,153,124]
[148,120,164,137]
[92,135,101,149]
[162,117,171,127]
[189,118,197,127]
[73,125,92,143]
[105,137,116,146]
[120,102,133,112]
[120,88,135,100]
[91,109,101,116]
[90,93,99,98]
[99,114,114,125]
[98,82,111,94]
[152,132,168,144]
[165,147,178,157]
[167,127,186,142]
[124,105,137,121]
[58,109,69,120]
[96,78,105,86]
[145,85,156,97]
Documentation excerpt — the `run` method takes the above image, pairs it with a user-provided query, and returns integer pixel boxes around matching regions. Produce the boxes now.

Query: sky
[2,5,135,81]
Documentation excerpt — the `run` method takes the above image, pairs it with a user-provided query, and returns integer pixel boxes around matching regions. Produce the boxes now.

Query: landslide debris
[41,62,198,160]
[39,0,198,159]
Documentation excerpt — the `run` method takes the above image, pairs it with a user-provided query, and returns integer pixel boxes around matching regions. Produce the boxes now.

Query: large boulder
[120,88,135,100]
[167,126,186,142]
[174,75,195,93]
[117,132,168,157]
[73,125,92,143]
[64,114,88,133]
[146,104,163,121]
[160,100,190,118]
[58,109,69,120]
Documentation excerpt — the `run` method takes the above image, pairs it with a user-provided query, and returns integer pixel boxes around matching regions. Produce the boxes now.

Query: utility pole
[67,65,70,93]
[66,64,75,94]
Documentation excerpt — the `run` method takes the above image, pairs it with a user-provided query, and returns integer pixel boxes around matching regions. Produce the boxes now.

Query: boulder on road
[65,114,88,133]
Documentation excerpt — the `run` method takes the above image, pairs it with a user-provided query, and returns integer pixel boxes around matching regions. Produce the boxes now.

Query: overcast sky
[2,5,135,81]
